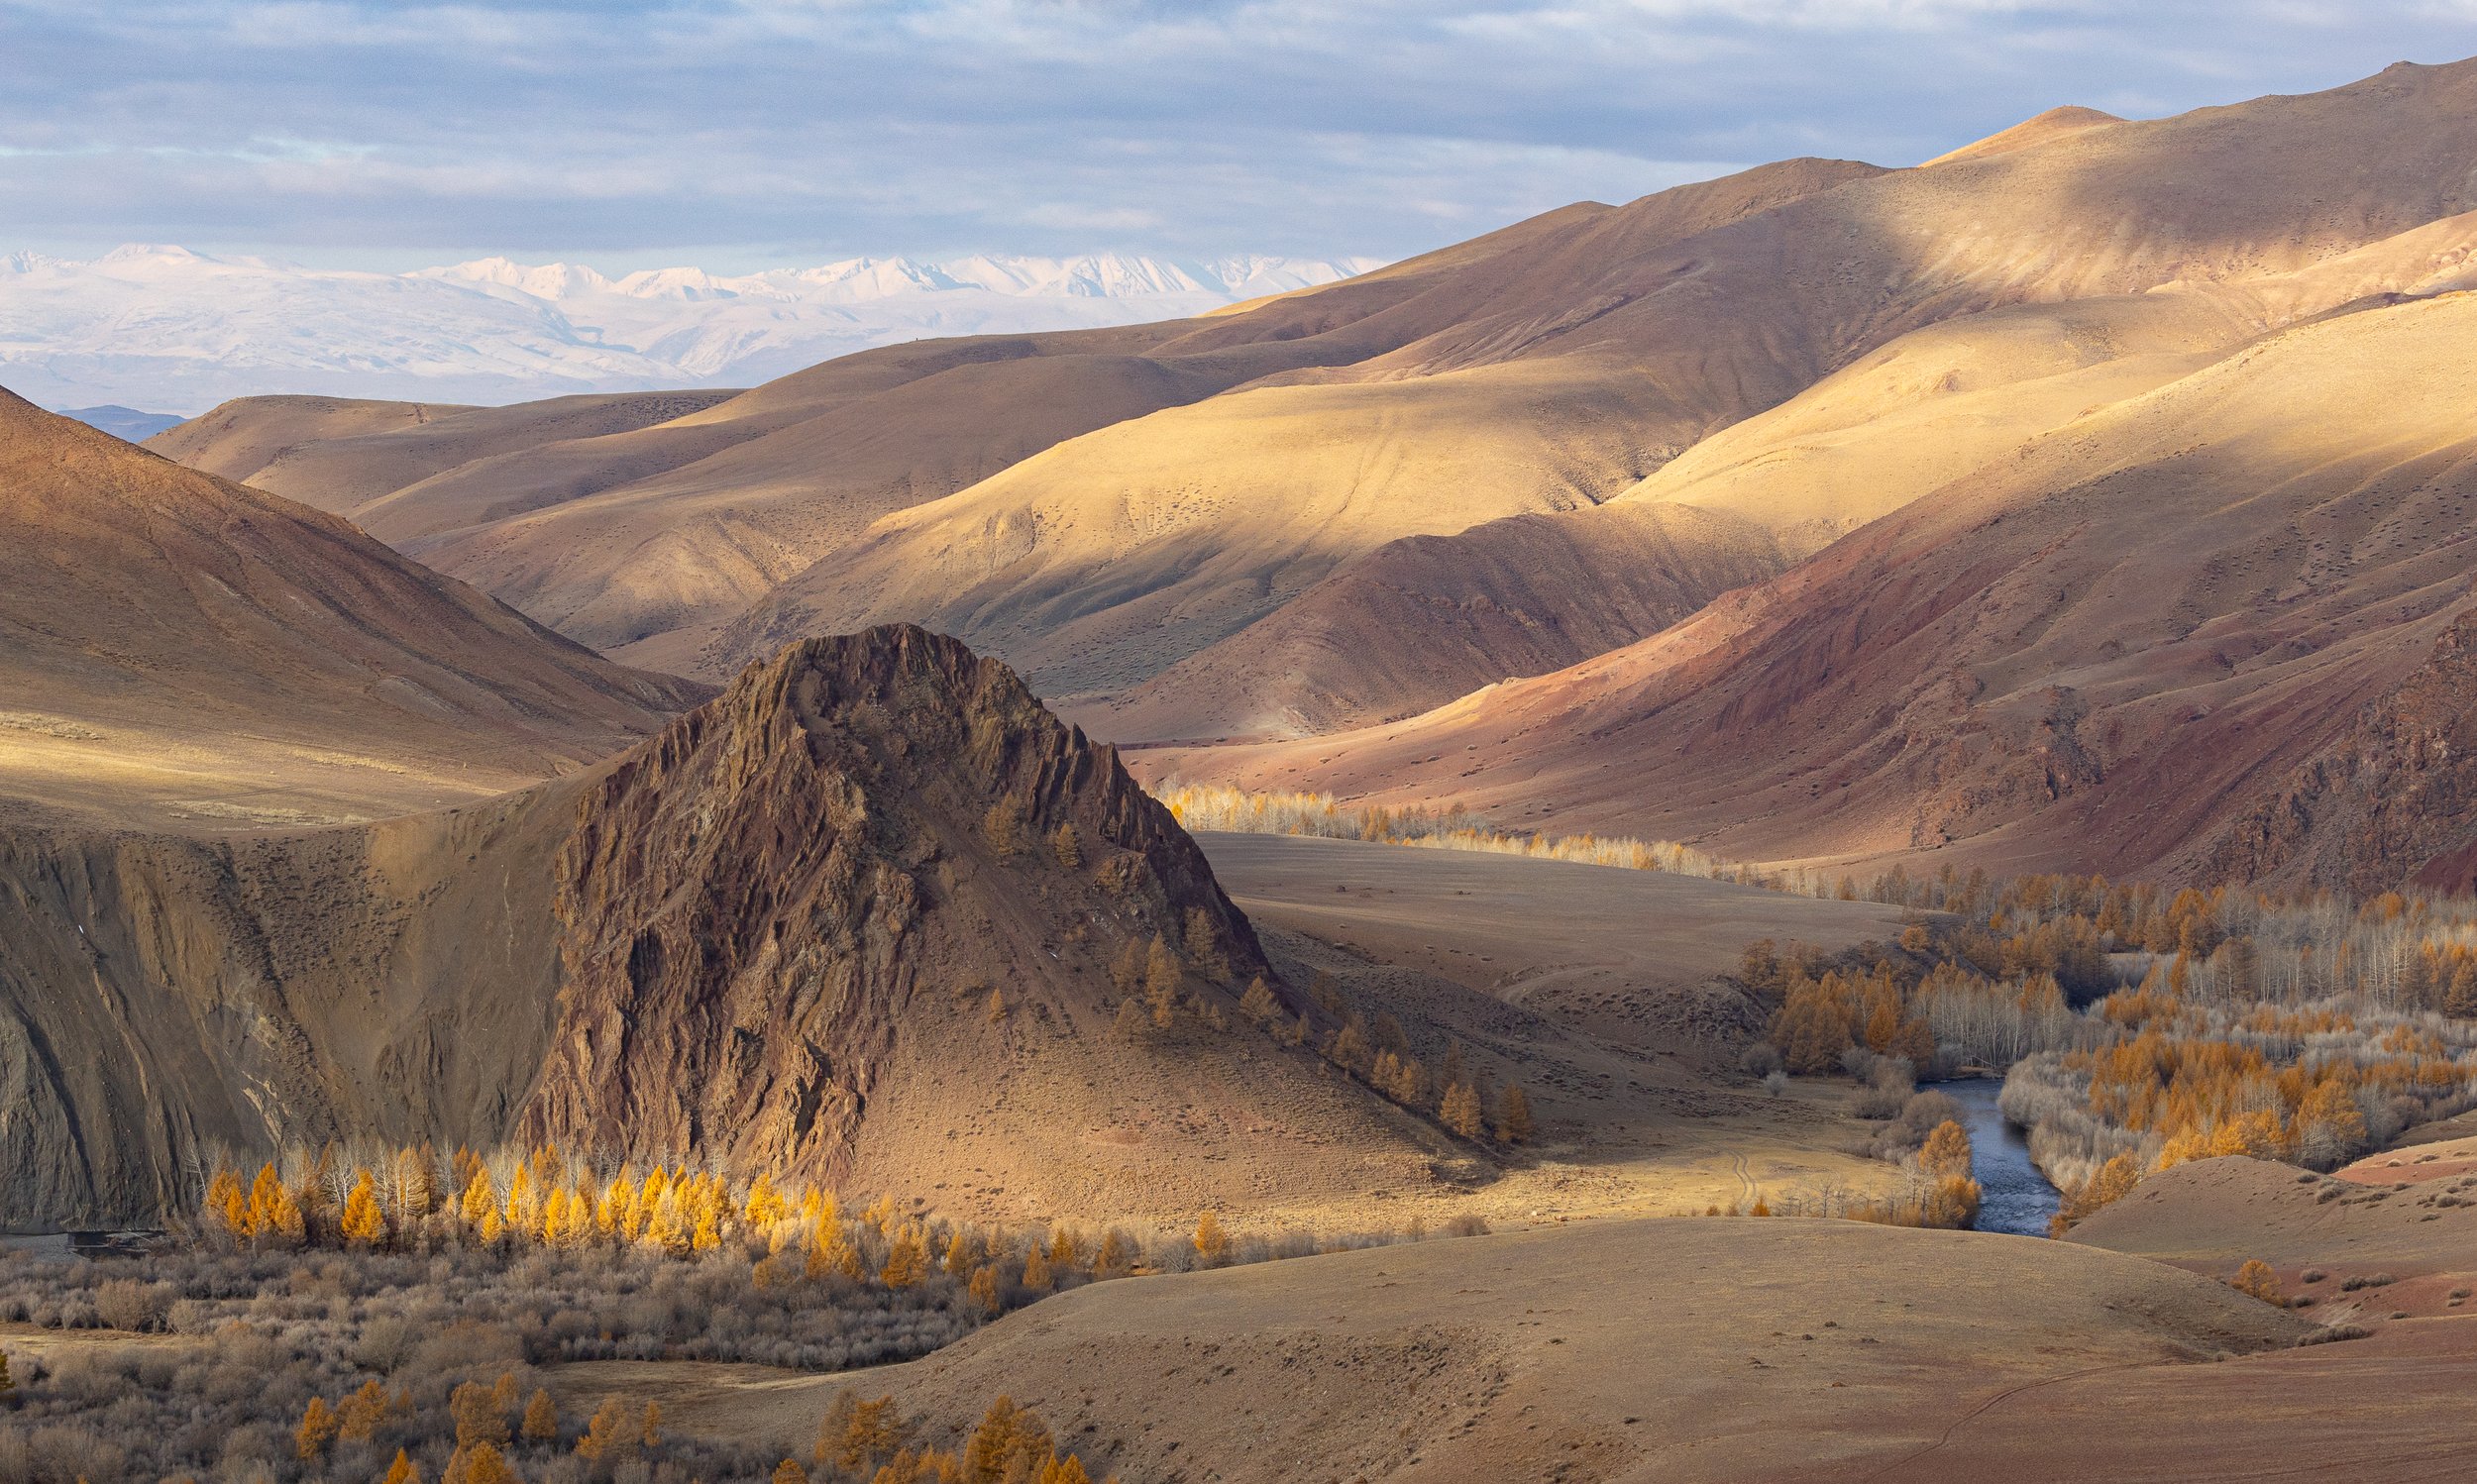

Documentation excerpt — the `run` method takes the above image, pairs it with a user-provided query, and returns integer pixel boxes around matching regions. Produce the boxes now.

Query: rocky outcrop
[0,623,1450,1231]
[519,625,1283,1181]
[2192,603,2477,894]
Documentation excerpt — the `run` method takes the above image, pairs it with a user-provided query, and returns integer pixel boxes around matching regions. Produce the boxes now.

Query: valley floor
[1200,832,1916,1227]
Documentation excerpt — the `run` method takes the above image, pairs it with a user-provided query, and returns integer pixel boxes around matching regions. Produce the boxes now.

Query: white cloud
[0,1,2472,267]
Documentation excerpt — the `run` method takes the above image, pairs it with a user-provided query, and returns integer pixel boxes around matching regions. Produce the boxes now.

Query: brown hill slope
[153,389,740,516]
[582,1218,2308,1482]
[1921,104,2125,166]
[720,60,2477,701]
[0,389,698,831]
[163,161,1877,678]
[1075,265,2255,741]
[2071,1156,2477,1278]
[1148,276,2477,889]
[1076,502,1785,739]
[145,394,476,498]
[0,625,1460,1229]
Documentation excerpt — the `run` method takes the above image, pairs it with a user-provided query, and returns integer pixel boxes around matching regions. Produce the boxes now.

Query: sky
[6,1,2477,272]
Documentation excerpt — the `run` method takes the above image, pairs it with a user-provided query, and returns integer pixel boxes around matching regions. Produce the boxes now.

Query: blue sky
[5,1,2477,270]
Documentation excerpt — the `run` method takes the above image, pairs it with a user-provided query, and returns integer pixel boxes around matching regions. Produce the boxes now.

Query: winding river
[1935,1077,2062,1237]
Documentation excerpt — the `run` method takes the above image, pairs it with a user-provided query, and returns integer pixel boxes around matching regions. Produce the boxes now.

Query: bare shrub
[29,1425,127,1484]
[95,1277,173,1332]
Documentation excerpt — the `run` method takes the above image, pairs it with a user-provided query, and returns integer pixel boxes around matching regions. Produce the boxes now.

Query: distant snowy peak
[419,251,1377,305]
[0,244,1383,412]
[429,257,619,300]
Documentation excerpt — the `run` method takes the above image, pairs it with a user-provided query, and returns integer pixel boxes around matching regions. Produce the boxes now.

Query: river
[1934,1077,2061,1237]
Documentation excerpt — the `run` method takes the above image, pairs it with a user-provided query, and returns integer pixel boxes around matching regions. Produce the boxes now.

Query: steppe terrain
[538,1219,2319,1482]
[11,52,2477,1484]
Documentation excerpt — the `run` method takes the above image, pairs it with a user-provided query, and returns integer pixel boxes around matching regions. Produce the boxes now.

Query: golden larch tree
[575,1396,636,1462]
[294,1396,338,1460]
[1495,1084,1535,1143]
[450,1380,511,1447]
[2231,1258,2285,1306]
[338,1378,389,1442]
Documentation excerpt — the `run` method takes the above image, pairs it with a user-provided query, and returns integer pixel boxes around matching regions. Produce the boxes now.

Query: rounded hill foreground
[551,1216,2309,1481]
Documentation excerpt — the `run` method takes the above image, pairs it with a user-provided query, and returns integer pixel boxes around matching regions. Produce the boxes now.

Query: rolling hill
[1146,279,2477,891]
[142,55,2477,894]
[0,389,700,831]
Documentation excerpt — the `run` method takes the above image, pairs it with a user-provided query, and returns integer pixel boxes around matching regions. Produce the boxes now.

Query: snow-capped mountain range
[0,245,1382,413]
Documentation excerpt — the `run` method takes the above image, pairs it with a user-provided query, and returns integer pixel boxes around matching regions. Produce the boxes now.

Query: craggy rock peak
[521,625,1279,1180]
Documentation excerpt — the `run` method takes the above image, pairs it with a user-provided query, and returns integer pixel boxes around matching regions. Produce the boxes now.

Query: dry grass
[1156,784,1721,877]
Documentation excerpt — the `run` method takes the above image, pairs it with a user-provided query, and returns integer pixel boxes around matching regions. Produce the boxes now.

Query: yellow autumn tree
[1193,1212,1231,1267]
[1495,1084,1536,1143]
[745,1174,790,1227]
[2231,1258,2285,1306]
[828,1393,910,1474]
[575,1396,636,1462]
[2053,1150,2144,1233]
[295,1396,339,1460]
[503,1161,541,1237]
[450,1379,511,1446]
[338,1378,389,1442]
[204,1165,252,1240]
[460,1167,496,1230]
[1039,1456,1094,1484]
[341,1168,386,1247]
[446,1441,517,1484]
[1919,1120,1973,1181]
[381,1450,421,1484]
[882,1224,929,1288]
[964,1396,1027,1484]
[522,1388,559,1441]
[250,1163,304,1246]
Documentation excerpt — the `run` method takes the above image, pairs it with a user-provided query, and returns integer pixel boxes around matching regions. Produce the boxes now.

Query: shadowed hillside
[1153,280,2477,890]
[0,389,700,831]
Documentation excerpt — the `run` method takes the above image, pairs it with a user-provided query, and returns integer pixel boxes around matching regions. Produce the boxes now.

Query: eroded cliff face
[2192,604,2477,894]
[0,790,575,1230]
[518,625,1284,1185]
